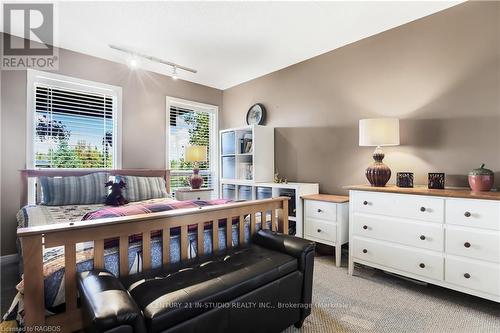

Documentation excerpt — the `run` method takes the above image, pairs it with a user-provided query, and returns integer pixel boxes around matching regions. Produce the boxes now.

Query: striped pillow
[118,175,169,202]
[39,172,109,206]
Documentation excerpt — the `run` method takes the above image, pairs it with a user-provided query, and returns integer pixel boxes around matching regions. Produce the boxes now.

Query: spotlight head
[128,57,139,69]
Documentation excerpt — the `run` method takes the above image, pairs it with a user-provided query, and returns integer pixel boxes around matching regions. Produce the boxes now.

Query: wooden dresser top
[345,185,500,201]
[301,193,349,203]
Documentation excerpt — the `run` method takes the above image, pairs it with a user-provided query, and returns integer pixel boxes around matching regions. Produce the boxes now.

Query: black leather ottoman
[78,230,315,333]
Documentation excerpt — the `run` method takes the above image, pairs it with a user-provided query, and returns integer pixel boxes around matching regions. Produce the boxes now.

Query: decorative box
[428,173,445,189]
[397,172,414,188]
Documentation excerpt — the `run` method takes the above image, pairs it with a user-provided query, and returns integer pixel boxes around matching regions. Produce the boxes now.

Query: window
[27,70,122,169]
[166,97,218,194]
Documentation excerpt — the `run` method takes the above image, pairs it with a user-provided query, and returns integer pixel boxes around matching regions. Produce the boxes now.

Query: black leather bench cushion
[120,244,298,332]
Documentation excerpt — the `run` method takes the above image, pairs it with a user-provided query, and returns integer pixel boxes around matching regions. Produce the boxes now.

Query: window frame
[165,96,219,197]
[26,69,123,170]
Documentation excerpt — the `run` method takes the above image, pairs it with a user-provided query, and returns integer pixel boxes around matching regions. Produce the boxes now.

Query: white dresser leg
[335,243,341,267]
[348,256,354,275]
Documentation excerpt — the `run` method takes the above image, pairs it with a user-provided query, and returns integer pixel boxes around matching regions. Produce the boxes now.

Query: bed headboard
[20,169,171,207]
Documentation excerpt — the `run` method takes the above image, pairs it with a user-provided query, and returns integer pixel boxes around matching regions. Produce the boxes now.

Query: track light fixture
[172,66,178,80]
[109,45,197,79]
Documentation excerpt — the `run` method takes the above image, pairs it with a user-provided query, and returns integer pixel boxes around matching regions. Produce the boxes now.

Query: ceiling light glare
[128,56,139,69]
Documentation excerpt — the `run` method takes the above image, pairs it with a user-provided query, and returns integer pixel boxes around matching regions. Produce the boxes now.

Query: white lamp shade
[359,118,400,147]
[185,145,208,162]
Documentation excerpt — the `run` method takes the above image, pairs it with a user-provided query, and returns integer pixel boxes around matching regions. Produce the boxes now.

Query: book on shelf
[240,137,253,154]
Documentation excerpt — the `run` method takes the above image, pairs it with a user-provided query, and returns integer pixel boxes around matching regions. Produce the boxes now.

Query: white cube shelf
[219,125,274,184]
[220,181,319,237]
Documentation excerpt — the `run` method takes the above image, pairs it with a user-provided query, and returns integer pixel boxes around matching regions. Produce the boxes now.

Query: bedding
[5,197,270,326]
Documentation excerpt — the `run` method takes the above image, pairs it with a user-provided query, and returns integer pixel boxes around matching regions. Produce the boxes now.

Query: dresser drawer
[445,256,500,296]
[352,191,444,223]
[353,213,444,251]
[305,200,336,222]
[304,217,337,243]
[352,236,443,281]
[445,227,500,263]
[446,199,500,230]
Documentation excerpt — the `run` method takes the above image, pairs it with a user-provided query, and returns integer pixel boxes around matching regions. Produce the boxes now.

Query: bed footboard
[18,197,289,333]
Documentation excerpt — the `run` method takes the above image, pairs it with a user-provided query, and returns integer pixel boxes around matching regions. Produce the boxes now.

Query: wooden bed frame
[17,169,289,332]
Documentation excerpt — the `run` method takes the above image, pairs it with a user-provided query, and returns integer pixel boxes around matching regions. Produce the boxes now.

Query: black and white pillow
[39,172,109,206]
[117,175,170,202]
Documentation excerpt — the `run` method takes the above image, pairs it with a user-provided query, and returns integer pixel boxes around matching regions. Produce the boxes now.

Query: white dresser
[302,194,349,267]
[348,185,500,303]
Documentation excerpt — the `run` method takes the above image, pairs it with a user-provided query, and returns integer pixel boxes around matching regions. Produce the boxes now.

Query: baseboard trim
[0,254,19,265]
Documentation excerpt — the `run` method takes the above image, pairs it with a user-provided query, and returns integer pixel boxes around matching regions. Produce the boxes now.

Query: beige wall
[0,36,222,255]
[222,1,500,195]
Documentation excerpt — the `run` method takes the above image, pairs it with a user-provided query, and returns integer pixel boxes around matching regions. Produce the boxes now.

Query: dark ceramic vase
[366,148,391,187]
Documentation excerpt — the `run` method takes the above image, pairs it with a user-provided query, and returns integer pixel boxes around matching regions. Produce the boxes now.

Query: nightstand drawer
[175,189,213,201]
[352,191,444,223]
[445,256,499,296]
[304,218,337,243]
[305,200,336,222]
[353,213,444,251]
[352,236,443,281]
[446,199,500,230]
[445,227,500,263]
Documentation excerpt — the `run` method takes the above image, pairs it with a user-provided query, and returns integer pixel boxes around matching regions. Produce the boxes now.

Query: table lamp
[185,145,207,189]
[359,118,400,187]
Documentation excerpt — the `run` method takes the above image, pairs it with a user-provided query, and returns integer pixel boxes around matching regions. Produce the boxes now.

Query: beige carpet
[284,255,500,333]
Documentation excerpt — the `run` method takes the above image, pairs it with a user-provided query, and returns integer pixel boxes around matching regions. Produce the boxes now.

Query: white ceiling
[6,1,463,89]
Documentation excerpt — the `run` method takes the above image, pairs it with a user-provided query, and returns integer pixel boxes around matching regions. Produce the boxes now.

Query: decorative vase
[468,164,494,192]
[189,168,204,189]
[365,147,391,187]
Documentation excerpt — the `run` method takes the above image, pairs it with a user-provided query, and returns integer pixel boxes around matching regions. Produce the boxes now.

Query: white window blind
[168,104,216,192]
[33,84,116,168]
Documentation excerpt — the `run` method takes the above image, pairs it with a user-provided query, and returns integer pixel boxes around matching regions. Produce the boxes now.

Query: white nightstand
[175,188,213,201]
[302,194,349,267]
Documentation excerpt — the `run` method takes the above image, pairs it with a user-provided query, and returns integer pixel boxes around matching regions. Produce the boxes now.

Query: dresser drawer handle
[420,207,426,212]
[363,225,368,230]
[363,201,368,206]
[362,249,368,254]
[464,273,471,279]
[464,242,471,248]
[317,209,322,213]
[419,263,425,268]
[464,212,471,218]
[420,235,426,240]
[317,229,322,233]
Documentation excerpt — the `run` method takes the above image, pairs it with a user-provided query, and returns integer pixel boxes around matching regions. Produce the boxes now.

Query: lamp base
[189,168,204,189]
[365,147,391,187]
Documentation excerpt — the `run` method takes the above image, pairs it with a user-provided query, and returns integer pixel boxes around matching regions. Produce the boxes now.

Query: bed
[9,169,289,332]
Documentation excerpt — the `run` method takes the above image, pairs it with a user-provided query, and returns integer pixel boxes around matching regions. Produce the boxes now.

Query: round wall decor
[246,103,266,125]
